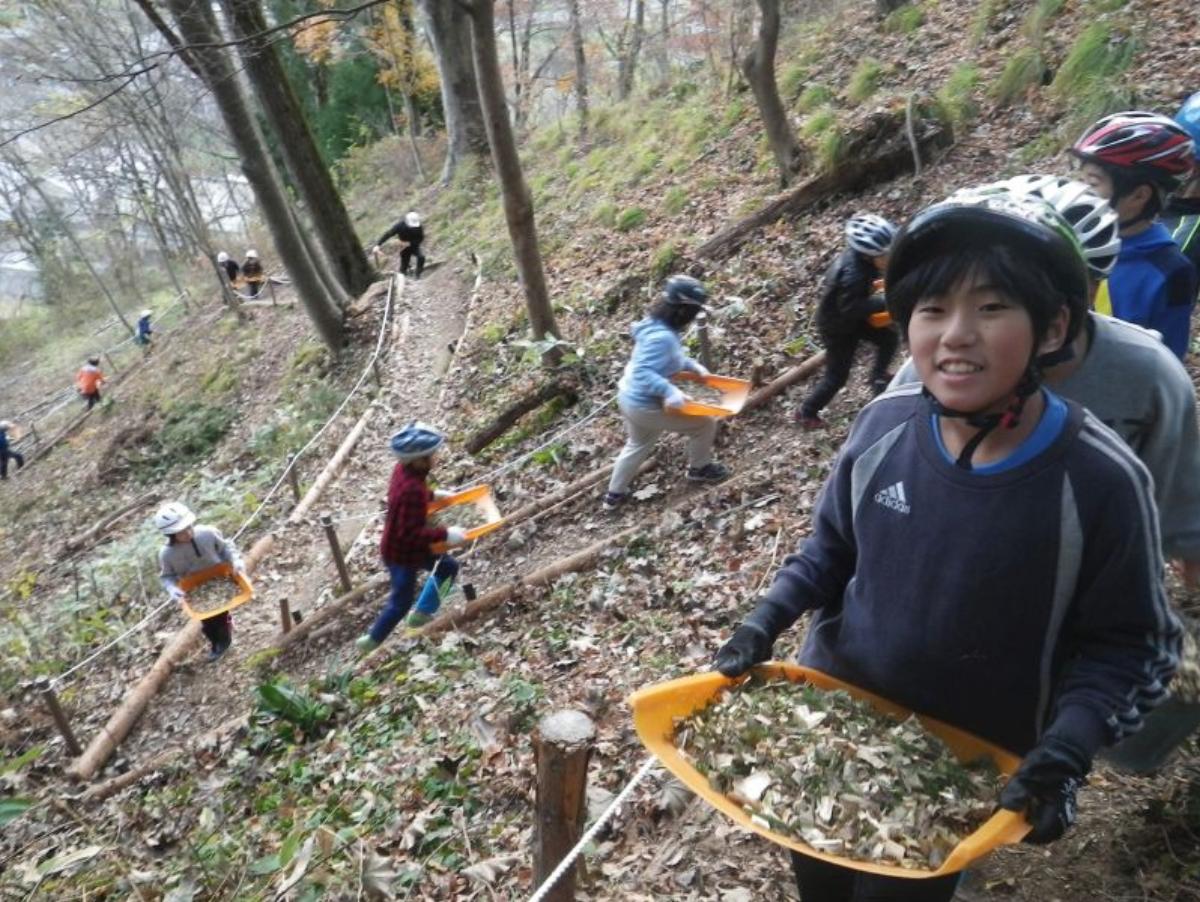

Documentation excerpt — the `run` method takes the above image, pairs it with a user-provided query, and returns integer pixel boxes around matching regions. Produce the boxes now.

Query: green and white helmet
[886,185,1091,347]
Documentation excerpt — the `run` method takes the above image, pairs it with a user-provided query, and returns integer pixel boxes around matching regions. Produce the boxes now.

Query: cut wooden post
[533,710,596,902]
[749,358,768,389]
[321,513,353,594]
[278,596,292,634]
[285,454,301,502]
[103,351,120,374]
[695,311,714,371]
[38,679,82,757]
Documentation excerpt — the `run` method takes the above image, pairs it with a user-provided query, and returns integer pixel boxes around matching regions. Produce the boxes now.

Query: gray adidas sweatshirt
[890,313,1200,561]
[158,525,244,594]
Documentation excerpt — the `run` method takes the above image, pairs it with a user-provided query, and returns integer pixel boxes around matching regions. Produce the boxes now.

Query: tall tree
[616,0,645,100]
[156,0,343,350]
[567,0,589,141]
[416,0,489,183]
[224,0,374,297]
[461,0,560,348]
[741,0,806,186]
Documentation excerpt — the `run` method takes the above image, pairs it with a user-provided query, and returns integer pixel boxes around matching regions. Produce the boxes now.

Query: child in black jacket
[716,187,1180,902]
[798,214,900,428]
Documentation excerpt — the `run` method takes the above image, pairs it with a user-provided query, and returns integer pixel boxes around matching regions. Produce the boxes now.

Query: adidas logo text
[874,481,910,514]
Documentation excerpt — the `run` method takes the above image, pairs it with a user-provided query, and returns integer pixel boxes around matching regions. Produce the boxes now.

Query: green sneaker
[404,612,432,629]
[355,634,379,654]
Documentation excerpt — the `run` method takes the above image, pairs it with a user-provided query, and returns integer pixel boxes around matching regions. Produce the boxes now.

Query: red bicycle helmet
[1072,111,1196,191]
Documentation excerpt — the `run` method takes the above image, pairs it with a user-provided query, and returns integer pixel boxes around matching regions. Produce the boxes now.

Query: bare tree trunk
[158,0,343,350]
[656,0,671,82]
[463,0,561,346]
[224,0,374,296]
[566,0,589,141]
[417,0,490,184]
[617,0,645,100]
[742,0,806,187]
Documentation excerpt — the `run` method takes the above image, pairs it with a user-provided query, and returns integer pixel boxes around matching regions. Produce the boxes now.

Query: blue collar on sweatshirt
[931,388,1068,474]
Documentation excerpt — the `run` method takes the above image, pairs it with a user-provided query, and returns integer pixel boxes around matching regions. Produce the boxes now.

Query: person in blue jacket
[135,309,153,348]
[0,420,24,480]
[1072,110,1197,358]
[714,187,1180,902]
[603,275,730,510]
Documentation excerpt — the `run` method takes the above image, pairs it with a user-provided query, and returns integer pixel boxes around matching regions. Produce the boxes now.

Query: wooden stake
[38,679,82,757]
[321,514,353,594]
[533,710,596,902]
[285,454,301,502]
[278,596,292,634]
[103,351,120,375]
[695,311,714,372]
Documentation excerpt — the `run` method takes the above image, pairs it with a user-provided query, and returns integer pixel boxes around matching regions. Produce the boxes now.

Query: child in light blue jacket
[603,276,730,509]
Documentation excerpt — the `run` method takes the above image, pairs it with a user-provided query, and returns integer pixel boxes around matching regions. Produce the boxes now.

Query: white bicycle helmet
[245,249,259,260]
[845,214,898,256]
[390,421,445,461]
[154,501,196,536]
[217,251,230,263]
[996,175,1121,279]
[405,211,421,228]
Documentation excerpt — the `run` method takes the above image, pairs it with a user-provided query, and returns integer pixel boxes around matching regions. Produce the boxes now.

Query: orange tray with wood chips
[429,485,506,552]
[629,662,1029,878]
[177,561,254,621]
[670,372,752,418]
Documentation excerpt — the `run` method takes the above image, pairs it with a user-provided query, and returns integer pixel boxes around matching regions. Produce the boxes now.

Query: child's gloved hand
[446,526,469,546]
[691,362,711,378]
[167,586,186,601]
[713,624,773,677]
[998,734,1089,843]
[433,489,456,501]
[664,387,688,410]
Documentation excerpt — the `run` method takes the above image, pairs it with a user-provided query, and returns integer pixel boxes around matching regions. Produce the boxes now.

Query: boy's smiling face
[909,271,1065,414]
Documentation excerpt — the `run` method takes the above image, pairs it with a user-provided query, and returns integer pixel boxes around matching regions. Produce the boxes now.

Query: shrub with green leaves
[256,679,331,739]
[134,403,235,478]
[847,58,886,105]
[797,83,835,113]
[616,207,648,232]
[991,47,1045,106]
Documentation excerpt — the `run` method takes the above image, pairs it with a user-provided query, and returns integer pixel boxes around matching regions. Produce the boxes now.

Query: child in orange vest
[76,357,105,410]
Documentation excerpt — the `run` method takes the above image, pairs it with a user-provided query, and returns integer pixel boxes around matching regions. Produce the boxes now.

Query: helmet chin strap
[924,368,1043,470]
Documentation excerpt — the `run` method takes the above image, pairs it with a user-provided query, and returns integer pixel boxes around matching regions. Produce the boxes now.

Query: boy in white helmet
[155,502,246,661]
[242,249,265,297]
[370,211,425,279]
[135,309,153,349]
[217,251,240,284]
[356,422,468,653]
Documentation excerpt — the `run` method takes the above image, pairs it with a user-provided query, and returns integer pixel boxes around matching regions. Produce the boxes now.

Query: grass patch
[970,0,1004,45]
[884,4,925,33]
[780,64,809,99]
[802,108,837,137]
[991,47,1045,106]
[1051,22,1136,100]
[935,63,980,130]
[817,126,846,171]
[797,83,835,113]
[662,186,689,216]
[1023,0,1065,42]
[616,207,647,232]
[847,58,886,105]
[136,403,236,478]
[1016,132,1063,165]
[592,201,617,228]
[650,241,681,280]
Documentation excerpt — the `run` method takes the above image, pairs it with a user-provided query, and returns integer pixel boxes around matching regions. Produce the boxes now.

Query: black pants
[400,245,425,277]
[84,391,101,410]
[0,448,23,479]
[791,853,960,902]
[801,326,899,418]
[201,612,232,649]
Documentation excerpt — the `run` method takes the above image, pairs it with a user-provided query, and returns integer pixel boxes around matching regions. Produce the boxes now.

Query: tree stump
[533,709,596,901]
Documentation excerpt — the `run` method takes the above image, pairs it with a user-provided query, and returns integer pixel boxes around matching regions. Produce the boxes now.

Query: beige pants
[607,400,717,494]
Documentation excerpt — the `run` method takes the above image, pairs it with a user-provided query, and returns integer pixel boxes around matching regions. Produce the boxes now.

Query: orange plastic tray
[177,561,254,621]
[629,662,1029,878]
[671,372,752,418]
[428,484,506,552]
[868,310,893,328]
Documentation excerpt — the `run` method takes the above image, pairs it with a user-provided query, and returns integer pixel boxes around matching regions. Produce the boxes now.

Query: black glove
[713,624,773,678]
[998,735,1090,844]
